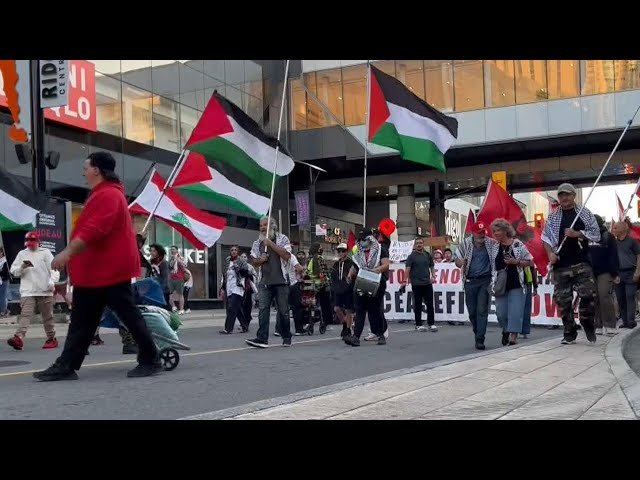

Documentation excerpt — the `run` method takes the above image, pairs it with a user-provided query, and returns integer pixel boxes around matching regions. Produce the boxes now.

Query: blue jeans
[495,287,526,334]
[0,282,8,314]
[464,277,491,342]
[522,283,533,335]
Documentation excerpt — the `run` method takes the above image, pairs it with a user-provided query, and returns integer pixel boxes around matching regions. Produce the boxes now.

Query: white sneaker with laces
[429,325,438,332]
[595,328,603,335]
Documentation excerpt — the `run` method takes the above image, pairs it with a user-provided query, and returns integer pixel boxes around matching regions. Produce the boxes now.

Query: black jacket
[590,229,619,278]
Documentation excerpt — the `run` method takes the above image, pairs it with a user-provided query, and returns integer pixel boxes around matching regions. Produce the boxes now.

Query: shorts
[169,279,185,294]
[334,290,354,311]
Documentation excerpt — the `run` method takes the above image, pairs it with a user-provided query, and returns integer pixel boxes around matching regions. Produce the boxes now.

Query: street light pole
[30,60,46,193]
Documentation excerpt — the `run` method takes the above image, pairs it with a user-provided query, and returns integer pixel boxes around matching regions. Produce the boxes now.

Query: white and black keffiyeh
[541,206,600,250]
[353,235,381,270]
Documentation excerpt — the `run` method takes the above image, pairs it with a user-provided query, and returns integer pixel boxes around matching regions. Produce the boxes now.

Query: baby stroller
[100,278,191,371]
[300,273,325,335]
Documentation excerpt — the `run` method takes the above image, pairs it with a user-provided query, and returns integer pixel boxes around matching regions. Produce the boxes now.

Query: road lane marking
[0,328,421,378]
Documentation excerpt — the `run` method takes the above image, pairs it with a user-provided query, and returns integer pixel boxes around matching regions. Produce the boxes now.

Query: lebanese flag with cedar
[476,180,549,276]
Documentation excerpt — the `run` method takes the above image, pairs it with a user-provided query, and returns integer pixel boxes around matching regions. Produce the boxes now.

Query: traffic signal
[534,213,544,229]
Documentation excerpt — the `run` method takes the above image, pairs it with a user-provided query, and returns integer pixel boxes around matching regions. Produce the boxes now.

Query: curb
[604,327,640,419]
[180,335,556,420]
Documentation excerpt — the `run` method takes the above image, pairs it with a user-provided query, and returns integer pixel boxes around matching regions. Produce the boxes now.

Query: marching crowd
[1,152,639,383]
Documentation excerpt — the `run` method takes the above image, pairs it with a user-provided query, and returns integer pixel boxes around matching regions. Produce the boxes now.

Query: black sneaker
[122,344,139,355]
[127,362,162,378]
[246,338,268,348]
[377,336,387,345]
[585,330,597,344]
[343,335,360,347]
[282,338,292,347]
[475,341,486,350]
[340,325,351,338]
[33,361,79,382]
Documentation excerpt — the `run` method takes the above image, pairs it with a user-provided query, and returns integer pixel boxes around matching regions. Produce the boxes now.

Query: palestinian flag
[172,152,270,218]
[130,170,226,249]
[184,91,295,195]
[0,166,47,231]
[368,64,458,173]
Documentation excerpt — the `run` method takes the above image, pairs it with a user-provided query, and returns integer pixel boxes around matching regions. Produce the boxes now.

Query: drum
[354,269,381,297]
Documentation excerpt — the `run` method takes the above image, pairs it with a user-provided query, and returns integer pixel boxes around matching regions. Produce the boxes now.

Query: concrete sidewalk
[187,329,640,420]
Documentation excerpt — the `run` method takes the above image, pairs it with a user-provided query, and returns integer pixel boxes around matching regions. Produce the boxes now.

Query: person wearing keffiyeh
[542,183,600,346]
[343,228,390,347]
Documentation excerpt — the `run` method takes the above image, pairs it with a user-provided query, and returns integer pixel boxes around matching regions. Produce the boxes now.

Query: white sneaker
[185,309,191,314]
[605,326,618,336]
[364,332,378,341]
[384,328,389,338]
[595,328,603,335]
[415,326,428,332]
[172,307,178,313]
[178,310,185,315]
[429,325,438,332]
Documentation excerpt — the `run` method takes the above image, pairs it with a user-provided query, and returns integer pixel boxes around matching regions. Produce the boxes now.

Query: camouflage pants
[552,263,597,341]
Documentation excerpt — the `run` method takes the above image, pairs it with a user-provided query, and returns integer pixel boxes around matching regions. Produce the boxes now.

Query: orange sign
[1,60,97,135]
[0,60,32,143]
[491,171,507,191]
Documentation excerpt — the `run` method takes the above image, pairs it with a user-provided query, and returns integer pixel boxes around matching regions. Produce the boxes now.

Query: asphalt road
[0,322,560,419]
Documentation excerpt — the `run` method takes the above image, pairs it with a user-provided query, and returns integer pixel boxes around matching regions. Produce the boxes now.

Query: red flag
[624,217,640,241]
[171,151,214,188]
[476,180,549,277]
[464,209,476,234]
[346,230,357,251]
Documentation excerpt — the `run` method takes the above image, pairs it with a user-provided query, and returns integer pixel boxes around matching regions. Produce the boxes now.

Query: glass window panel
[246,94,264,125]
[204,60,225,82]
[484,60,515,107]
[425,60,454,112]
[315,68,343,126]
[88,60,121,78]
[180,104,200,147]
[244,61,263,83]
[453,60,484,112]
[184,60,204,73]
[224,60,245,85]
[225,86,243,110]
[151,60,180,98]
[95,74,122,137]
[581,60,615,95]
[290,79,307,130]
[306,95,326,129]
[547,60,579,99]
[121,60,152,90]
[342,64,366,126]
[153,96,180,153]
[304,72,317,94]
[372,60,395,77]
[122,83,153,145]
[396,60,425,100]
[515,60,548,103]
[615,60,640,91]
[179,63,205,110]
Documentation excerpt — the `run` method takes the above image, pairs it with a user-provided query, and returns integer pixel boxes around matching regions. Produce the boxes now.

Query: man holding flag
[541,183,600,346]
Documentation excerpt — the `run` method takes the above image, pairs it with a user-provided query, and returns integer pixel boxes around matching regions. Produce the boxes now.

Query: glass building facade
[0,60,291,304]
[290,60,640,130]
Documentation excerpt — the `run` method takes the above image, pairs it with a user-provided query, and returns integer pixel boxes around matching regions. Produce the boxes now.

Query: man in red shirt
[33,152,159,381]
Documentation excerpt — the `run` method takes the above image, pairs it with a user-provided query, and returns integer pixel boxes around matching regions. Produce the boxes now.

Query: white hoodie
[10,247,60,297]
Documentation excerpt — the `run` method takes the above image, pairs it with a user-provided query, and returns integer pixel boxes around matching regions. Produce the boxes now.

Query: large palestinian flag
[172,152,270,218]
[368,64,458,173]
[0,166,47,231]
[130,170,226,249]
[184,91,295,195]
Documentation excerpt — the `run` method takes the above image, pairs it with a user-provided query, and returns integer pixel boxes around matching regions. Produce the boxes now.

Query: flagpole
[622,175,640,218]
[141,148,188,233]
[363,60,371,227]
[265,60,291,249]
[556,103,640,256]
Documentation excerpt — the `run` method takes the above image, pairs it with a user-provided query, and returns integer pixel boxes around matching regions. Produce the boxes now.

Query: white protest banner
[388,240,415,262]
[383,262,564,326]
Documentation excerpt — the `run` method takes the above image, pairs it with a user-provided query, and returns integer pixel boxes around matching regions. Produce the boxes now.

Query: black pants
[354,283,387,338]
[224,293,247,332]
[316,288,333,325]
[257,284,290,342]
[242,291,253,327]
[183,286,191,310]
[59,282,158,370]
[289,283,305,333]
[412,284,435,326]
